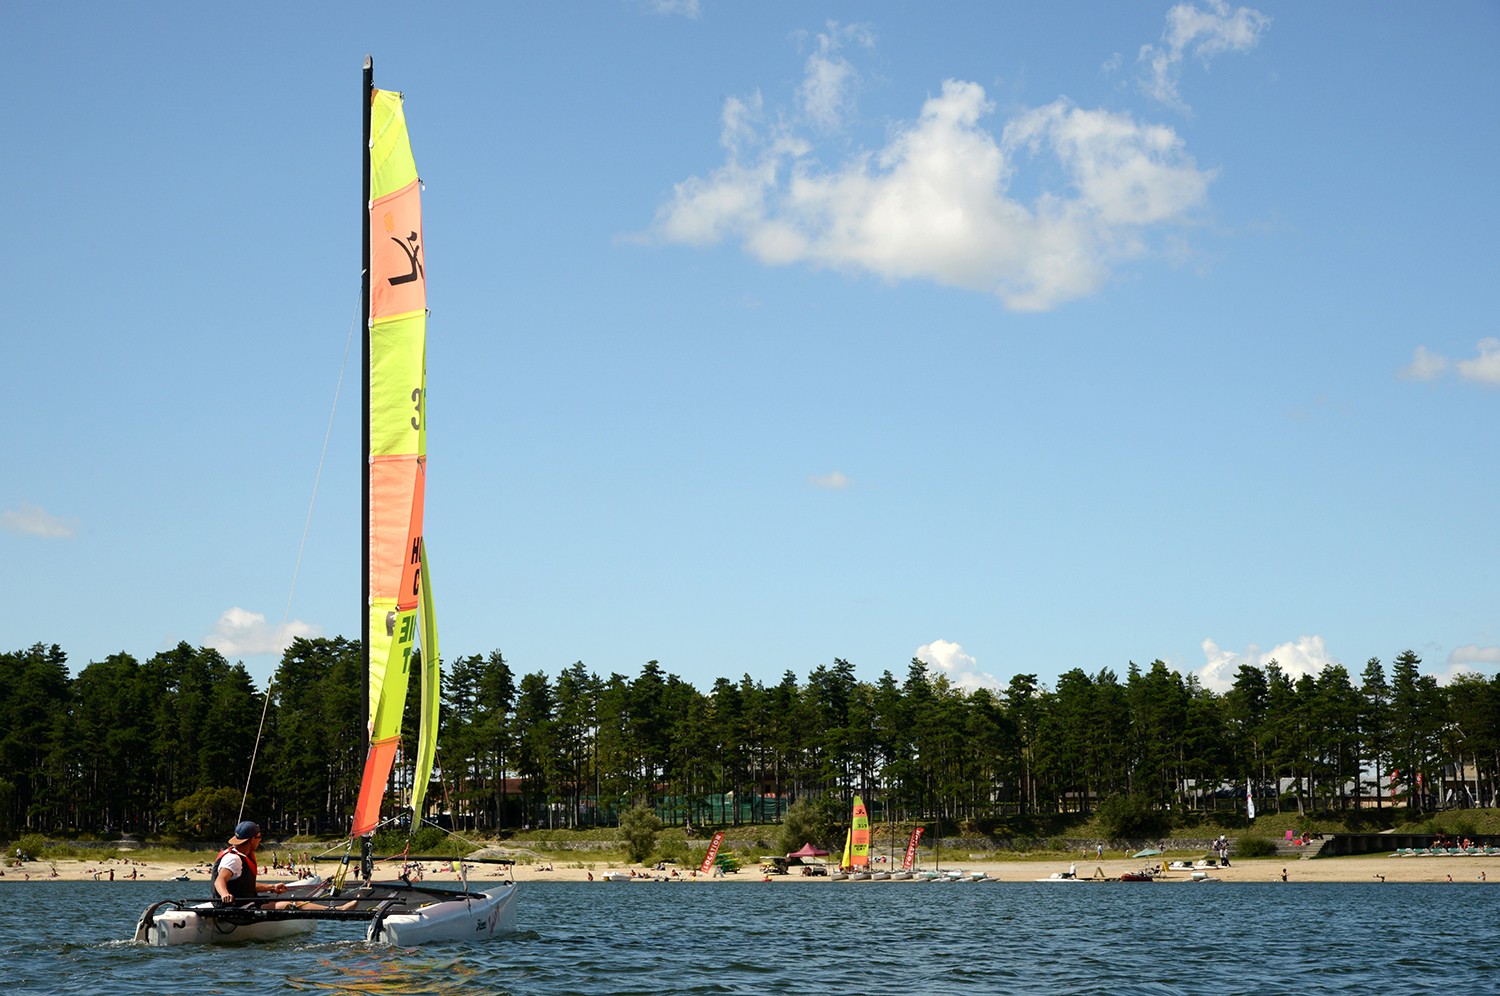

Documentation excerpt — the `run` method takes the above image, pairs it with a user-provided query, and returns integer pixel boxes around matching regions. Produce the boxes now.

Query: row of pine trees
[2,639,1496,837]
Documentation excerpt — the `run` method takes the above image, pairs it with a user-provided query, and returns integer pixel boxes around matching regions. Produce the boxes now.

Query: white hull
[137,881,517,946]
[371,883,517,944]
[141,906,317,946]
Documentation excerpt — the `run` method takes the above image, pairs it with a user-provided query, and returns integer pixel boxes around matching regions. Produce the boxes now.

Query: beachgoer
[1280,868,1287,882]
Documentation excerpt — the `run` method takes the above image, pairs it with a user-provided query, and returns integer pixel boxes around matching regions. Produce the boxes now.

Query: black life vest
[211,845,258,899]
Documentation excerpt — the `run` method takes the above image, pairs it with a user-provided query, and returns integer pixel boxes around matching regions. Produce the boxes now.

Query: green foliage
[372,825,457,855]
[169,787,245,836]
[654,836,691,865]
[1233,835,1280,858]
[776,795,844,855]
[5,636,1500,843]
[619,803,662,863]
[15,833,46,859]
[1095,794,1168,840]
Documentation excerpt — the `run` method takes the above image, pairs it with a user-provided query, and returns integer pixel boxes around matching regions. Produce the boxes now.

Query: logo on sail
[388,232,423,286]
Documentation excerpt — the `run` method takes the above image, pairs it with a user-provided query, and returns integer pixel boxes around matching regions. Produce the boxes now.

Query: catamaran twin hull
[136,883,518,945]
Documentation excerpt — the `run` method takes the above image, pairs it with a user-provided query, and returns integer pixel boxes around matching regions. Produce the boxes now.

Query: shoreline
[3,853,1493,885]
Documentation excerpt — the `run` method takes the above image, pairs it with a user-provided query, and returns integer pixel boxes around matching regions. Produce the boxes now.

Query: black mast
[359,55,373,876]
[361,55,373,742]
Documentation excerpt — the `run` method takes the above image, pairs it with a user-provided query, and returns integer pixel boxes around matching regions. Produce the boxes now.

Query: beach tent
[787,843,830,859]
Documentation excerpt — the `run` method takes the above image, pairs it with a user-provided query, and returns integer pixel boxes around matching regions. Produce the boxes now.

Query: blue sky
[5,1,1497,695]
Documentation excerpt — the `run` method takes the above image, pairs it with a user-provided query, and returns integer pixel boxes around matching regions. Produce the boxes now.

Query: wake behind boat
[135,56,516,945]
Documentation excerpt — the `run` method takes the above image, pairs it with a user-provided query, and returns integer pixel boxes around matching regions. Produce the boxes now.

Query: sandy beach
[3,853,1493,886]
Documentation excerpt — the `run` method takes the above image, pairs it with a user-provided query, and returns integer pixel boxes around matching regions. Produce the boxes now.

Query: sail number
[410,387,423,430]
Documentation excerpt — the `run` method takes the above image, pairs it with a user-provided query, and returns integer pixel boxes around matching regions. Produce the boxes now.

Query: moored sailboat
[136,58,516,945]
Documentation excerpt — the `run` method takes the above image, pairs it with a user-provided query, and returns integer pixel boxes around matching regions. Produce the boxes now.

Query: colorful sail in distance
[850,796,870,869]
[353,82,430,838]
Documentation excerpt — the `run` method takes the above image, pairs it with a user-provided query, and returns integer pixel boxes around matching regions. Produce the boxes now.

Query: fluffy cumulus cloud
[915,638,1002,691]
[1400,345,1448,381]
[1,502,76,538]
[1400,338,1500,387]
[1196,634,1336,692]
[1456,337,1500,386]
[206,607,320,658]
[809,470,850,490]
[649,22,1227,312]
[1138,0,1272,110]
[798,22,874,131]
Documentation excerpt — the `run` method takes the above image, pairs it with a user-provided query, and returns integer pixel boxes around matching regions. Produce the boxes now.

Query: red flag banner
[699,831,726,874]
[902,827,926,871]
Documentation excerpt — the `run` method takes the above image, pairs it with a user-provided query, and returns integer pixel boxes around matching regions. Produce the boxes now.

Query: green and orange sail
[850,796,870,869]
[352,71,439,839]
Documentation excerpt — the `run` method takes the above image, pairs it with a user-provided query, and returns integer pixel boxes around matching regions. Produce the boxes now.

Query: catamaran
[135,58,518,945]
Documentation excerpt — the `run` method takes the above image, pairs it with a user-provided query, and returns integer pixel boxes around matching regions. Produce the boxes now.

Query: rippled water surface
[3,879,1496,994]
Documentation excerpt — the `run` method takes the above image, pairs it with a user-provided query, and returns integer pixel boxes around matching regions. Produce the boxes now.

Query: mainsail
[353,76,437,838]
[134,60,517,945]
[850,796,870,869]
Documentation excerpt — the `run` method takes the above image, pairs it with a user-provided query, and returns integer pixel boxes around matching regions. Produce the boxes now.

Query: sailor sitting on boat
[212,821,354,911]
[212,821,284,905]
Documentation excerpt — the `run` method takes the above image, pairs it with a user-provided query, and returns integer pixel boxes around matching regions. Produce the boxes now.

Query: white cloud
[809,470,849,490]
[1456,337,1500,386]
[206,607,320,658]
[1139,0,1271,110]
[0,502,76,538]
[643,0,699,18]
[915,638,1002,692]
[1399,339,1500,386]
[1449,644,1500,666]
[650,64,1215,311]
[1400,345,1448,381]
[1196,634,1335,692]
[798,22,874,131]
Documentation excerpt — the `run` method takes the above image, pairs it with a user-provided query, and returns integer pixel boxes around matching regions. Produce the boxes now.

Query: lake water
[3,879,1496,994]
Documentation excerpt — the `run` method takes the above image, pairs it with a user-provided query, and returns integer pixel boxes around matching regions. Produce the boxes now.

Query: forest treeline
[2,638,1497,837]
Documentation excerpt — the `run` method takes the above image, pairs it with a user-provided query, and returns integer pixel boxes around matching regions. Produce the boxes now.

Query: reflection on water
[291,948,488,994]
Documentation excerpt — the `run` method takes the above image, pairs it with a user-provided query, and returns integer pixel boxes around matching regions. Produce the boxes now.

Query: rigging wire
[236,301,360,825]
